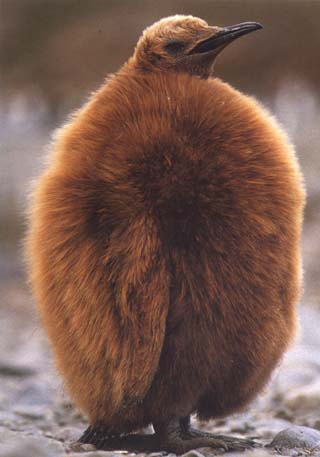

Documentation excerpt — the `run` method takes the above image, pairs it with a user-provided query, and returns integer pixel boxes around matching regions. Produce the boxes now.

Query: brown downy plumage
[26,15,305,453]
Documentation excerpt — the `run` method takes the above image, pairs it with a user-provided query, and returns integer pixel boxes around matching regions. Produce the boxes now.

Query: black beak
[190,22,263,55]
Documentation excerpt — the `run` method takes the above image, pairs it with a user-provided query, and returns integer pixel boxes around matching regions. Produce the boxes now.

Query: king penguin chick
[26,15,305,454]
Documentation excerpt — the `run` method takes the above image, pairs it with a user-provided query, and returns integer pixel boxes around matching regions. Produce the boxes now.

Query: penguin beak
[189,22,263,56]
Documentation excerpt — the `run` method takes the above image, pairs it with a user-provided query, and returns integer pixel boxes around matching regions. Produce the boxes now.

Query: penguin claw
[78,424,109,445]
[186,428,259,449]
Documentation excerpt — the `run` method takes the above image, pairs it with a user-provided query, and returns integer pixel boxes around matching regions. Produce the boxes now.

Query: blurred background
[0,0,319,454]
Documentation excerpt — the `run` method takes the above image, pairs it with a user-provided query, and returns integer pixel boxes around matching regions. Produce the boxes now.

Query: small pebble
[13,404,49,420]
[68,441,96,452]
[0,362,36,377]
[68,453,130,457]
[55,426,82,442]
[182,451,206,457]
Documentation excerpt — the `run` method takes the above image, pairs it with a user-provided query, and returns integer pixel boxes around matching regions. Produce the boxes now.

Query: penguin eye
[164,40,185,54]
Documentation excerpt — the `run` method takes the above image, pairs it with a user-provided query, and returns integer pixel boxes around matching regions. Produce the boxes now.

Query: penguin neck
[124,57,214,81]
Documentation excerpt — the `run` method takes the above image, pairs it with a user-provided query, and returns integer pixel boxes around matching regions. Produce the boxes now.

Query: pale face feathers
[132,15,262,78]
[133,15,222,77]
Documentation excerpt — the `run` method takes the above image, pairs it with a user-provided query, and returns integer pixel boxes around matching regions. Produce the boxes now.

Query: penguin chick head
[133,15,262,78]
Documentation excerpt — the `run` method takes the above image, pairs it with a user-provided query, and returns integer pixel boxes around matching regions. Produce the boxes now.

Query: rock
[14,381,53,407]
[274,407,294,421]
[0,361,36,377]
[0,428,66,456]
[73,446,131,456]
[284,380,320,413]
[0,440,53,457]
[201,451,272,457]
[12,404,51,420]
[182,451,206,457]
[269,425,320,451]
[54,425,82,442]
[68,452,137,457]
[230,422,255,434]
[68,441,97,452]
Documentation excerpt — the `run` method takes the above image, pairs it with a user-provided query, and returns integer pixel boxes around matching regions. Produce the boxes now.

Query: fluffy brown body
[26,15,305,453]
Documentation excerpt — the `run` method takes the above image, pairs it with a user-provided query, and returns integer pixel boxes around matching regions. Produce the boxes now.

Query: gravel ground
[0,275,319,457]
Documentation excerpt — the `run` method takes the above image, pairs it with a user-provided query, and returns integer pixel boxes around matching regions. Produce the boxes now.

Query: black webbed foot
[78,416,260,454]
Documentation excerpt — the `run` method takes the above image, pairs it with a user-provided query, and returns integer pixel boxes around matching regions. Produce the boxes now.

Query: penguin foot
[172,415,258,452]
[78,423,115,446]
[79,431,253,454]
[78,417,259,454]
[156,418,257,453]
